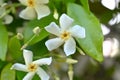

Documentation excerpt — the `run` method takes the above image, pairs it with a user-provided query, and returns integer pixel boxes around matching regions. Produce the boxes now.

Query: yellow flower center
[60,31,70,40]
[28,63,38,72]
[27,0,35,7]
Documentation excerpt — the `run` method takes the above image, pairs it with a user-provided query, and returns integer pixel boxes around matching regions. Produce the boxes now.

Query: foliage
[2,0,118,80]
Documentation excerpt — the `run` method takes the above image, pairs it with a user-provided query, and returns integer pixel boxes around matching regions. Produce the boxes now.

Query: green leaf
[0,60,7,70]
[29,38,49,57]
[24,15,55,45]
[80,0,90,13]
[16,71,26,80]
[0,21,8,61]
[9,36,22,60]
[1,63,15,80]
[67,3,104,62]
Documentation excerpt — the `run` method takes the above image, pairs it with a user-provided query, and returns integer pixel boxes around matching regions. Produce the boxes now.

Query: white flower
[103,38,119,58]
[101,24,110,35]
[101,0,120,10]
[109,13,120,25]
[11,49,52,80]
[2,14,13,24]
[19,0,50,20]
[45,14,86,56]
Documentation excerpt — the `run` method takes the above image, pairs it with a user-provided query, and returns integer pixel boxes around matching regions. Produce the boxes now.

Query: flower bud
[66,58,78,64]
[17,33,23,40]
[33,26,41,35]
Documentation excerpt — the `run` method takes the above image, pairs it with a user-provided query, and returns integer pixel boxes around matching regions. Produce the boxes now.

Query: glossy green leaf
[0,21,8,61]
[16,71,26,80]
[29,38,49,57]
[9,36,22,60]
[1,63,15,80]
[67,3,104,62]
[0,60,7,70]
[80,0,90,13]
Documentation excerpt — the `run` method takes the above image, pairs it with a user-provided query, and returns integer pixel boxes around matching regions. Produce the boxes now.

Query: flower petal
[70,25,86,38]
[19,7,36,20]
[33,57,52,65]
[23,49,33,66]
[37,67,49,80]
[45,22,60,36]
[35,5,50,19]
[10,63,28,72]
[3,15,13,24]
[19,0,27,6]
[23,72,35,80]
[45,38,64,51]
[64,37,76,56]
[60,14,74,30]
[35,0,49,4]
[101,0,116,10]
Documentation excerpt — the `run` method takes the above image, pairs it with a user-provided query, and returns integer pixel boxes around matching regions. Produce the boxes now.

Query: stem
[21,35,36,50]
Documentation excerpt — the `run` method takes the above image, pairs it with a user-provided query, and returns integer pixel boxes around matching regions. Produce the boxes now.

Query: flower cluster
[11,50,52,80]
[10,0,86,80]
[45,14,86,56]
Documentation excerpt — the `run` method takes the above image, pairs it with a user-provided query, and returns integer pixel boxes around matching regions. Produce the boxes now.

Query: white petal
[70,25,86,38]
[45,22,60,36]
[23,72,35,80]
[19,7,36,20]
[60,14,74,30]
[101,24,110,35]
[37,67,49,80]
[116,13,120,24]
[103,39,113,57]
[64,37,76,56]
[35,0,49,4]
[108,13,120,25]
[45,38,64,51]
[23,49,33,65]
[109,17,117,25]
[33,57,52,65]
[19,0,27,6]
[116,0,120,8]
[35,5,50,19]
[10,63,28,72]
[3,15,13,24]
[101,0,116,10]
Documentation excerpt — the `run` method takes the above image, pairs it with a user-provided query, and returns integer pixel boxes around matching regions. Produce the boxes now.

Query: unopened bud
[33,26,41,35]
[53,9,59,20]
[17,33,23,40]
[66,58,78,64]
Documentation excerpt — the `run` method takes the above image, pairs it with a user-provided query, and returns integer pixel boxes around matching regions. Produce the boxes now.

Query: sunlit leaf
[9,36,22,60]
[0,21,8,61]
[1,63,15,80]
[80,0,90,13]
[68,3,104,62]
